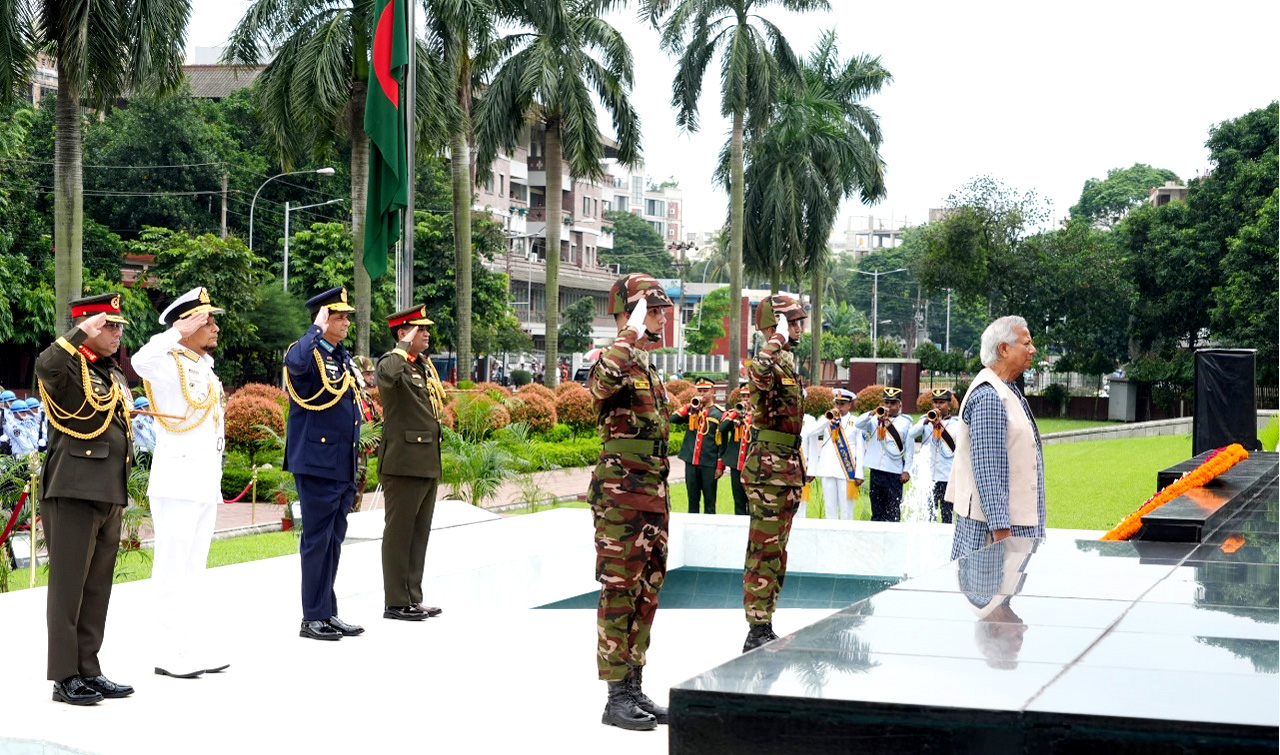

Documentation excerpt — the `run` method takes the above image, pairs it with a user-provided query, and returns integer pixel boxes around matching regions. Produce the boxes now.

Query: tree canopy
[1070,163,1180,229]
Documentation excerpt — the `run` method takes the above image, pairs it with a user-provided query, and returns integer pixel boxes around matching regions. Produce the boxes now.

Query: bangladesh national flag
[362,0,409,279]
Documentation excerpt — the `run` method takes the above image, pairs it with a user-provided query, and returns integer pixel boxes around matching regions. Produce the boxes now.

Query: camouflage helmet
[607,273,674,315]
[755,294,806,330]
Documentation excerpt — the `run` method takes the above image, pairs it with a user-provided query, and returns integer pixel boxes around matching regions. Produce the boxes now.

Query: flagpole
[399,0,416,310]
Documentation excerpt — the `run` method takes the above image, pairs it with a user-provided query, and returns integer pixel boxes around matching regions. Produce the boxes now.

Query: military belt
[750,428,800,449]
[603,438,670,457]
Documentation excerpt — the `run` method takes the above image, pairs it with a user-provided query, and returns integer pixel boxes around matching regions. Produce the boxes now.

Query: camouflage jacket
[741,332,806,487]
[588,328,670,513]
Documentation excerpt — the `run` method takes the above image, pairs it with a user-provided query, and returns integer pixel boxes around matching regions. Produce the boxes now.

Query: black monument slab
[669,458,1279,754]
[1141,454,1276,542]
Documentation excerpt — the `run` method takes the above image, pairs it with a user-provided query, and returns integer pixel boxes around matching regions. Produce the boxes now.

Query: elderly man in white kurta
[946,315,1046,561]
[131,287,228,679]
[801,388,864,520]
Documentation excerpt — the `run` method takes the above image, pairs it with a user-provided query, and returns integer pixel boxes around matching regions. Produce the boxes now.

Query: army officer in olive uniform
[35,294,136,705]
[284,287,364,641]
[377,305,448,621]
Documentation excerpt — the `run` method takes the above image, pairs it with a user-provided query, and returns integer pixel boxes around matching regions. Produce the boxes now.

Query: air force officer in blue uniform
[284,286,365,641]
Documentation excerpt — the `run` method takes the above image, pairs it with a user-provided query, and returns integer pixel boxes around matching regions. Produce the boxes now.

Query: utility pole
[854,267,907,359]
[945,288,953,352]
[220,170,228,239]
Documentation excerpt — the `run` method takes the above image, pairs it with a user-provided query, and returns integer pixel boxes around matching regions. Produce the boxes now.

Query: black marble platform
[1141,454,1277,542]
[669,463,1279,754]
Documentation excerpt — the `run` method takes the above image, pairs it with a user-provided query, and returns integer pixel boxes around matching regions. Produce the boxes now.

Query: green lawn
[1037,418,1119,434]
[664,433,1193,530]
[3,530,299,592]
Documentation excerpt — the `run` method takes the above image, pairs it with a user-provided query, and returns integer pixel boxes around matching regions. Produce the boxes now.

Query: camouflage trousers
[592,504,669,681]
[742,483,803,625]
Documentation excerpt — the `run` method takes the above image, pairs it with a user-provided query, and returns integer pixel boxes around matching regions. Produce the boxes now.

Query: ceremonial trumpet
[927,410,939,422]
[735,401,747,412]
[875,406,887,417]
[690,396,702,410]
[825,410,839,421]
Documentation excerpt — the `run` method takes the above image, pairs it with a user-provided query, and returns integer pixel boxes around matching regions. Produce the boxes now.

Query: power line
[0,157,228,169]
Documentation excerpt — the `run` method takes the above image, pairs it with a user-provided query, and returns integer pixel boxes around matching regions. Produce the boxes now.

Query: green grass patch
[516,434,1197,532]
[4,530,299,592]
[1037,418,1120,434]
[1260,415,1278,452]
[1043,434,1190,530]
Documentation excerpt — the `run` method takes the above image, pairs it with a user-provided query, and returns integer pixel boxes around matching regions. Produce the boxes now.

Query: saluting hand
[313,306,330,331]
[626,296,648,336]
[76,312,108,338]
[175,311,209,338]
[402,325,420,345]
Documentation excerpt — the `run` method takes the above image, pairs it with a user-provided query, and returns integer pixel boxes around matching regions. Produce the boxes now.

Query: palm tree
[475,0,641,387]
[224,0,442,356]
[729,30,889,379]
[645,0,829,383]
[1,0,192,330]
[423,0,500,384]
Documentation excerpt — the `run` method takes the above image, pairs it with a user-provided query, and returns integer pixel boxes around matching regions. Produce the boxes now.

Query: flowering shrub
[555,383,596,431]
[853,384,886,414]
[666,378,692,396]
[554,380,581,396]
[803,385,834,417]
[439,404,457,430]
[225,394,285,449]
[506,393,558,433]
[233,382,288,408]
[515,383,556,404]
[666,378,695,408]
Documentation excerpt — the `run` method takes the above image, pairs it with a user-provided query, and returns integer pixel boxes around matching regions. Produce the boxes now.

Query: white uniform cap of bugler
[159,287,225,325]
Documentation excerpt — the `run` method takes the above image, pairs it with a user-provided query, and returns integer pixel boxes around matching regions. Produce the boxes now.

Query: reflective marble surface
[672,465,1280,753]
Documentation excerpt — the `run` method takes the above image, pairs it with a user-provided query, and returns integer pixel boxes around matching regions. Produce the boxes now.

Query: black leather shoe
[410,603,443,618]
[384,606,428,621]
[52,676,104,706]
[204,664,231,673]
[327,616,365,636]
[742,622,779,653]
[602,680,657,731]
[300,619,343,640]
[81,674,134,698]
[155,666,204,679]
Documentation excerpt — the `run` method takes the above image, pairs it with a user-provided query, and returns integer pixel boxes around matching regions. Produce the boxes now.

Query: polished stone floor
[670,474,1279,754]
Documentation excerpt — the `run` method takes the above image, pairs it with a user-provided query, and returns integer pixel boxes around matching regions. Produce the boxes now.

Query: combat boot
[603,680,657,731]
[626,666,668,725]
[742,622,780,653]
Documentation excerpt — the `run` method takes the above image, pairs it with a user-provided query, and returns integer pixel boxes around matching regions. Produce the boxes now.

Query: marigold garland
[1100,444,1250,541]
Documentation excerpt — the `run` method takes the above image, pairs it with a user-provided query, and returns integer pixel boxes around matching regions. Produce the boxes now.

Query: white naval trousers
[150,495,221,670]
[819,477,854,520]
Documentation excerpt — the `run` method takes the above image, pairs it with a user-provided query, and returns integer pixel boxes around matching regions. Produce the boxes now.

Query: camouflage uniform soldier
[741,294,808,653]
[587,273,674,731]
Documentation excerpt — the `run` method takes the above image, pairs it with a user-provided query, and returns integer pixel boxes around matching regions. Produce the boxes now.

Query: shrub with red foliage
[854,384,886,414]
[803,385,834,417]
[225,394,285,449]
[473,381,512,402]
[439,404,457,430]
[515,383,556,405]
[233,382,288,408]
[506,392,558,433]
[555,383,596,431]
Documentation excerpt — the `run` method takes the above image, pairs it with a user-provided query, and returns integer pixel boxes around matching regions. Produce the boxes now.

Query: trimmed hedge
[854,384,886,414]
[803,385,834,417]
[555,383,595,431]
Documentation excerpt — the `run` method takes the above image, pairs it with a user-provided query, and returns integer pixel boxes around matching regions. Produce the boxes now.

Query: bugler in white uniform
[131,287,228,679]
[800,388,864,520]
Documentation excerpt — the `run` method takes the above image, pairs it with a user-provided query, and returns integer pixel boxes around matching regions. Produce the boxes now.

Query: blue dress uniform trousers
[296,474,357,621]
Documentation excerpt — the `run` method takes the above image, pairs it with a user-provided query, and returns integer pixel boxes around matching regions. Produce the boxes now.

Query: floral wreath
[1100,444,1250,541]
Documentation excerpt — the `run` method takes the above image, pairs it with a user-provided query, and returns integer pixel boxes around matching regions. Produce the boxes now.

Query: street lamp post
[283,198,346,292]
[249,167,336,252]
[854,268,907,359]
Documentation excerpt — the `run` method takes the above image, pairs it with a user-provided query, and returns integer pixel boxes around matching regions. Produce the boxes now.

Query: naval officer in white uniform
[131,287,228,679]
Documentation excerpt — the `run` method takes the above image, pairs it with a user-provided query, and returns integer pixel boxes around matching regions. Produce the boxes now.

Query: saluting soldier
[283,286,365,641]
[740,294,808,653]
[854,386,915,521]
[588,273,674,731]
[377,305,447,622]
[717,378,751,516]
[35,293,136,705]
[132,287,229,679]
[670,378,725,514]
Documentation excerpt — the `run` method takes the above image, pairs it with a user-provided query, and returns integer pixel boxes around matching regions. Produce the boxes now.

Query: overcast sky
[189,1,1278,237]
